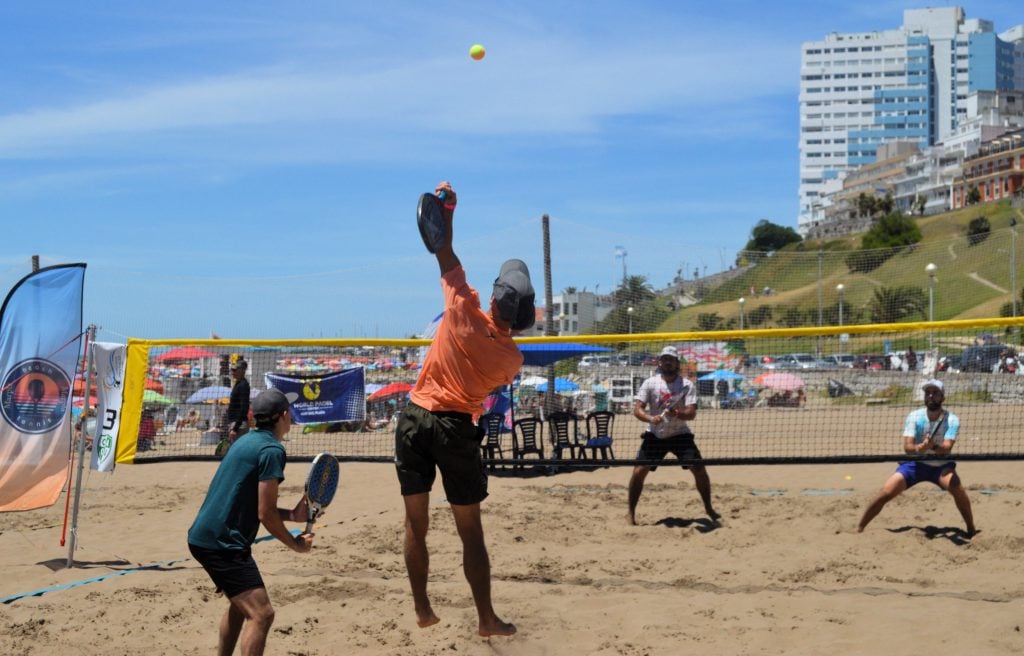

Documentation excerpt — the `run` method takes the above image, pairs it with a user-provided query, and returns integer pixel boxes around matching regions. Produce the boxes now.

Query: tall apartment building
[798,7,1024,232]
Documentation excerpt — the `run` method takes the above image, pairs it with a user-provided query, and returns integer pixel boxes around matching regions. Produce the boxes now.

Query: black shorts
[635,431,704,471]
[188,543,264,599]
[394,402,488,505]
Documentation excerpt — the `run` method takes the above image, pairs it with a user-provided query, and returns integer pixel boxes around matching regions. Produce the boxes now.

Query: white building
[546,291,612,336]
[799,7,1024,232]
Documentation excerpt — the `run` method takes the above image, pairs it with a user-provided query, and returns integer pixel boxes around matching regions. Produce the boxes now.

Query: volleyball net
[113,316,1024,466]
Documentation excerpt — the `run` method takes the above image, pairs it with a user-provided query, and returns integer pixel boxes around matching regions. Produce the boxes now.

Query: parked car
[959,344,1008,373]
[612,353,647,366]
[579,355,611,367]
[824,354,855,368]
[776,353,822,369]
[853,354,888,370]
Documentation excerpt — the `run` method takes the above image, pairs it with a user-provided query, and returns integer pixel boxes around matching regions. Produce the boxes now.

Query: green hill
[658,200,1024,334]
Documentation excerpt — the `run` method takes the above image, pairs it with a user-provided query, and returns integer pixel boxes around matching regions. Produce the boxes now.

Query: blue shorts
[895,461,956,488]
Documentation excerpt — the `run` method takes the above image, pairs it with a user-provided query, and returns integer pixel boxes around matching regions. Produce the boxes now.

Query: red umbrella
[368,382,413,401]
[154,346,219,362]
[144,378,164,393]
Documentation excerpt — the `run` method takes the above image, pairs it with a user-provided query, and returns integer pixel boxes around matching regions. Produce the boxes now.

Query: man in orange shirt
[395,181,532,637]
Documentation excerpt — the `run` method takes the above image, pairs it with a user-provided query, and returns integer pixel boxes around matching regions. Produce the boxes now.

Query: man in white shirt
[626,346,720,526]
[856,379,976,536]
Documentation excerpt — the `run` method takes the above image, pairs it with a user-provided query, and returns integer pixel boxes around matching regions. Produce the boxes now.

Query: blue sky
[1,1,1021,340]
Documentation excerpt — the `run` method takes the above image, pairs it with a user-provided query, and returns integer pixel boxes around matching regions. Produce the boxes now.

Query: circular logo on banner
[0,358,73,434]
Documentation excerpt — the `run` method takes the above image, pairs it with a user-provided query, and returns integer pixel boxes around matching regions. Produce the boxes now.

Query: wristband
[443,202,456,210]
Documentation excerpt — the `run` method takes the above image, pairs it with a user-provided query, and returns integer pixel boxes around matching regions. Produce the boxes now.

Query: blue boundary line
[1,529,300,605]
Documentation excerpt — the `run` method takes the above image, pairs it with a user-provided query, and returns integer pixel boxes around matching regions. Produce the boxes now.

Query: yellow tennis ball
[470,44,485,61]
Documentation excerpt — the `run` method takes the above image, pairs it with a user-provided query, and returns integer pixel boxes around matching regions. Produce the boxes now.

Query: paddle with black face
[416,189,450,254]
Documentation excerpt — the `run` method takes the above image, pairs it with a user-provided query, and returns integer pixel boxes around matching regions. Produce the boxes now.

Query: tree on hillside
[868,286,927,324]
[743,219,802,253]
[965,216,991,246]
[967,186,981,205]
[613,275,656,308]
[913,195,927,216]
[845,211,922,273]
[589,275,667,334]
[696,313,724,331]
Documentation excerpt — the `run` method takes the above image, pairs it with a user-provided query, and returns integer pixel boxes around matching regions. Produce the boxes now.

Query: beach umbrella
[154,346,220,362]
[698,370,745,381]
[519,375,548,387]
[367,382,413,401]
[142,390,174,405]
[186,386,233,403]
[144,378,164,393]
[752,372,805,390]
[535,377,580,393]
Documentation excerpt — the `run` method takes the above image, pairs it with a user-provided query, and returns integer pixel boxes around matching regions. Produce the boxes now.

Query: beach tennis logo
[303,380,321,401]
[1,358,72,434]
[102,348,123,391]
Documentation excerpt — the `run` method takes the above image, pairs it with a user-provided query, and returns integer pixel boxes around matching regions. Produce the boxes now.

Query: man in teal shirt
[188,388,314,655]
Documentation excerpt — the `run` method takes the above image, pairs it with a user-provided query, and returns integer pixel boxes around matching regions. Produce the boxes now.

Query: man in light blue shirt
[857,379,976,536]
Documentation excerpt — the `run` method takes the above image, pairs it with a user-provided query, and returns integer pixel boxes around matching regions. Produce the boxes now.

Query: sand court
[2,457,1024,655]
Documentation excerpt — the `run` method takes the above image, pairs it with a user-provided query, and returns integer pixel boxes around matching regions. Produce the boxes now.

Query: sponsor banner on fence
[265,368,365,424]
[90,342,126,472]
[0,264,86,511]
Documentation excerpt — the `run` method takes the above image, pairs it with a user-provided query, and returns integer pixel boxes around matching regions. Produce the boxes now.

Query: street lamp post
[1012,218,1018,346]
[836,283,844,326]
[926,263,937,350]
[627,306,634,334]
[738,297,745,331]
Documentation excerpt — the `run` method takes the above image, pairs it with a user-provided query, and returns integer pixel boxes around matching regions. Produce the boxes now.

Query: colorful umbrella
[367,382,413,401]
[186,386,233,403]
[753,372,805,391]
[142,390,174,405]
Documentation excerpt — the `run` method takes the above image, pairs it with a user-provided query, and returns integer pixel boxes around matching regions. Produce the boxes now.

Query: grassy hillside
[658,200,1024,334]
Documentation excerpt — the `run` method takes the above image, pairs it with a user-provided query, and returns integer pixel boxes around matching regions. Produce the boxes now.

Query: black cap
[252,388,298,420]
[492,259,536,331]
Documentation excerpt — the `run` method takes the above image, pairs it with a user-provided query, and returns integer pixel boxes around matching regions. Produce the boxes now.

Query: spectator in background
[138,409,156,451]
[226,359,251,445]
[905,346,918,371]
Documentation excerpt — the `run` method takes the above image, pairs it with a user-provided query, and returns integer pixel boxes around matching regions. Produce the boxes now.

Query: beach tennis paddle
[417,190,449,254]
[304,452,340,533]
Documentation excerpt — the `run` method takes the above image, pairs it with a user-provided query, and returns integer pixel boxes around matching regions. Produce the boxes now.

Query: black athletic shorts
[635,431,704,471]
[188,543,264,599]
[394,402,488,505]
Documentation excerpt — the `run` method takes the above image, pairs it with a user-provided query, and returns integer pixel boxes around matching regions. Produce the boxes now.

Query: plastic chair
[512,417,544,468]
[583,410,616,460]
[478,412,505,469]
[546,411,581,461]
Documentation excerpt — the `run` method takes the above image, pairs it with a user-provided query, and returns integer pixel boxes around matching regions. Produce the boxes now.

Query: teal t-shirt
[187,429,286,551]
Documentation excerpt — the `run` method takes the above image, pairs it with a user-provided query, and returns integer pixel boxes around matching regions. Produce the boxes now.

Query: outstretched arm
[433,181,460,276]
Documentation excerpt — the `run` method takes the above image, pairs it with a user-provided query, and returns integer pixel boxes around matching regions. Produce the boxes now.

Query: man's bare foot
[708,510,722,526]
[415,608,440,628]
[855,525,865,533]
[479,618,517,637]
[625,512,637,526]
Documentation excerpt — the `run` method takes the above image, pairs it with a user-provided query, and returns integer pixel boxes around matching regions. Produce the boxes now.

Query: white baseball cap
[922,379,944,392]
[659,346,679,361]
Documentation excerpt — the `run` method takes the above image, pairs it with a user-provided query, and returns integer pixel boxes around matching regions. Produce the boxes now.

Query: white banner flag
[90,342,126,472]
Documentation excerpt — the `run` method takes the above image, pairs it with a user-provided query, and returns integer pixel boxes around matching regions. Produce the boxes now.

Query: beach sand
[2,455,1024,655]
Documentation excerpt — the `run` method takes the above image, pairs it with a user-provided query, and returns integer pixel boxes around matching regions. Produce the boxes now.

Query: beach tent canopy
[698,370,744,381]
[535,377,580,393]
[518,343,613,367]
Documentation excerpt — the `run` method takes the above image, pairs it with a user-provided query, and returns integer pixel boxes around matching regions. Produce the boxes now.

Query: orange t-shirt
[410,266,523,415]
